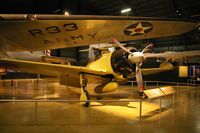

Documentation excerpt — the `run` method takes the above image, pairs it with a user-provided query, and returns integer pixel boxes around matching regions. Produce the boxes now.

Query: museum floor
[0,79,199,133]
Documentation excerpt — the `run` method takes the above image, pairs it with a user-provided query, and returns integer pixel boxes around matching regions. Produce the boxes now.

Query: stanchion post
[131,81,133,87]
[11,79,14,86]
[131,81,134,98]
[187,79,190,87]
[87,102,91,127]
[37,74,40,82]
[176,83,179,94]
[139,100,142,121]
[34,102,38,126]
[172,94,175,109]
[15,80,17,88]
[159,97,162,114]
[3,80,5,86]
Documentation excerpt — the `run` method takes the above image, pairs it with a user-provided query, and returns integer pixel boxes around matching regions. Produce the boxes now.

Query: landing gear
[80,74,90,107]
[139,91,146,99]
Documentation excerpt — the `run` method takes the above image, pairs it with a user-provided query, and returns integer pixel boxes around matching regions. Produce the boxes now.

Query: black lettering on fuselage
[46,26,61,34]
[63,23,78,31]
[28,29,44,36]
[28,23,78,36]
[88,32,97,39]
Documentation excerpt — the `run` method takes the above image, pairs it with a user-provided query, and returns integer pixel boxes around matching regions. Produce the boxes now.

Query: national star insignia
[125,22,153,36]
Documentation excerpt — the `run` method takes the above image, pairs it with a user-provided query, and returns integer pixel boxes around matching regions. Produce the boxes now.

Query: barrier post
[159,97,162,114]
[87,102,91,127]
[139,100,142,121]
[3,80,5,86]
[15,80,18,88]
[176,83,179,94]
[34,102,38,126]
[131,81,133,87]
[11,79,14,86]
[172,94,175,109]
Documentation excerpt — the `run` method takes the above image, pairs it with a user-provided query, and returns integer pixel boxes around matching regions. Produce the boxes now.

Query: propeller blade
[142,43,154,53]
[135,64,144,98]
[112,38,132,54]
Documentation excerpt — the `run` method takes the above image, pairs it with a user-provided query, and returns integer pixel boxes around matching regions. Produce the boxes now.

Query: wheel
[139,92,146,99]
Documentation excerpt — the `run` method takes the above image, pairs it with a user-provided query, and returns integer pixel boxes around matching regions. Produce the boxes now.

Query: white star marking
[125,22,152,36]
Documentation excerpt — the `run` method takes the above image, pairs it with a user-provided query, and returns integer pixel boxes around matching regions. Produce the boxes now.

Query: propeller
[112,38,153,98]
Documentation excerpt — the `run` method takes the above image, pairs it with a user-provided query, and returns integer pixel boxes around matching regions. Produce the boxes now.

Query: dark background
[0,0,200,81]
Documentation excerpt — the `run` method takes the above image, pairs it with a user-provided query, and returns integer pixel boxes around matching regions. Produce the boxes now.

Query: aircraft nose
[137,52,144,58]
[129,52,144,64]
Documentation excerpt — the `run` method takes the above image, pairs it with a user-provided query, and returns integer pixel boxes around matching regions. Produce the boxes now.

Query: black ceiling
[0,0,199,19]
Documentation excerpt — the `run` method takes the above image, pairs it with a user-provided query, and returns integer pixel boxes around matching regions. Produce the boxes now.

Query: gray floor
[0,79,199,133]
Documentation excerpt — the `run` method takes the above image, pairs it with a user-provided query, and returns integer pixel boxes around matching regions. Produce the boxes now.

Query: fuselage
[62,49,135,94]
[1,48,135,94]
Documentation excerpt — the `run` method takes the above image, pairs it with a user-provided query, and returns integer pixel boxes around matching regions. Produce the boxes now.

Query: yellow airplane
[0,14,199,106]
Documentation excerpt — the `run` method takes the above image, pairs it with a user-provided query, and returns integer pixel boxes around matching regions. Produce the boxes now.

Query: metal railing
[0,92,182,123]
[0,95,178,124]
[0,79,196,125]
[128,80,199,89]
[187,79,200,86]
[0,99,142,124]
[1,78,198,87]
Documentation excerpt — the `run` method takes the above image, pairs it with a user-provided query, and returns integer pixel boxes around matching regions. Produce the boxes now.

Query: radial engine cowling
[94,82,119,93]
[111,48,136,78]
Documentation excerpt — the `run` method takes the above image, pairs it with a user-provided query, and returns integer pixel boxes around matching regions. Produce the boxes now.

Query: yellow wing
[0,14,198,51]
[142,68,172,75]
[145,50,200,61]
[0,58,173,78]
[0,58,111,77]
[142,61,173,75]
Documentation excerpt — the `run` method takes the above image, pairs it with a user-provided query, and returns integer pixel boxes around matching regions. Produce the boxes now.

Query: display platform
[0,78,199,133]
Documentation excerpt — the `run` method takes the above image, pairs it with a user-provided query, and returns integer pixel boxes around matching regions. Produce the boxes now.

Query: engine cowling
[111,48,136,78]
[94,82,119,93]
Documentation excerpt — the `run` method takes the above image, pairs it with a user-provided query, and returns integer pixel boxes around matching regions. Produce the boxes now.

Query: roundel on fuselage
[124,22,153,36]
